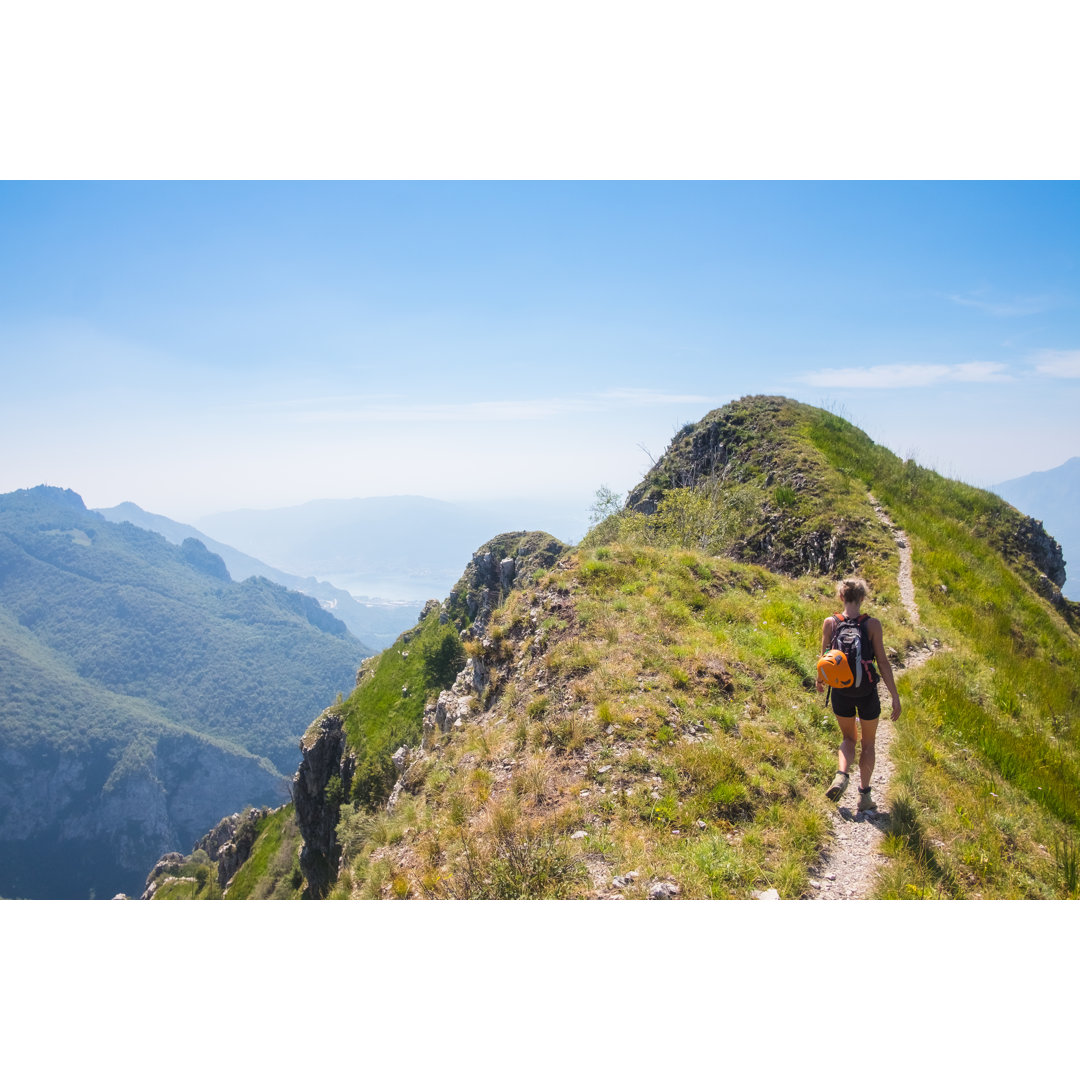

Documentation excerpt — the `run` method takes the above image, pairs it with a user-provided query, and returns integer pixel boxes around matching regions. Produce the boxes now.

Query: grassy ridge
[225,398,1080,900]
[330,541,927,899]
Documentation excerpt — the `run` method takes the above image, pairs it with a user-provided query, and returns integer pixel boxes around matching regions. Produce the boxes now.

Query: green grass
[323,540,867,898]
[338,613,465,809]
[223,806,304,899]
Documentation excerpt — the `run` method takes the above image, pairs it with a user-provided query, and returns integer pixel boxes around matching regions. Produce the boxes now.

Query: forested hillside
[0,486,369,898]
[96,501,417,648]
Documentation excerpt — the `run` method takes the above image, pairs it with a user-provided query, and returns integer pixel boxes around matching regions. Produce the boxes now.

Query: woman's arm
[868,617,901,720]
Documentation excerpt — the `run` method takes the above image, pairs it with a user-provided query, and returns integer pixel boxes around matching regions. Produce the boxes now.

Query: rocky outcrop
[194,806,271,889]
[1008,515,1066,587]
[294,709,355,898]
[626,397,796,514]
[623,397,872,576]
[421,655,489,748]
[445,531,568,633]
[140,852,187,899]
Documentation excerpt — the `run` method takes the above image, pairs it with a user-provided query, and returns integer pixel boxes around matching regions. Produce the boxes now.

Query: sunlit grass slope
[330,538,927,899]
[229,397,1080,900]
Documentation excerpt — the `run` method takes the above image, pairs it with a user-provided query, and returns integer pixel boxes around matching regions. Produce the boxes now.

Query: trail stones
[649,881,680,899]
[570,830,588,840]
[751,888,780,900]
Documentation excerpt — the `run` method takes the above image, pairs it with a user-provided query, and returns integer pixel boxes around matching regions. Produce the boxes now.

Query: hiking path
[809,493,942,900]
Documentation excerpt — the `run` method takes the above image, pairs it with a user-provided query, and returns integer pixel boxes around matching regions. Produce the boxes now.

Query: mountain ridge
[95,501,412,649]
[140,397,1080,900]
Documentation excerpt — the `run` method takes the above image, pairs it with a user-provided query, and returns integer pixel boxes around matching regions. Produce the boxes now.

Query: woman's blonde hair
[836,577,869,605]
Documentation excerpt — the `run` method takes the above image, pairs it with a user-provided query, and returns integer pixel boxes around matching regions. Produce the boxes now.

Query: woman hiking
[816,577,901,812]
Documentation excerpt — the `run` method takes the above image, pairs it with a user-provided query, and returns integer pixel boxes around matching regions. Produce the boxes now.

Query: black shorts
[831,685,881,721]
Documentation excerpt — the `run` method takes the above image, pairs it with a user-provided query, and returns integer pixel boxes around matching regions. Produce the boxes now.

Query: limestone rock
[648,881,680,899]
[140,851,186,899]
[1010,516,1066,586]
[387,749,429,811]
[445,532,568,632]
[499,557,516,591]
[294,708,355,898]
[193,806,271,890]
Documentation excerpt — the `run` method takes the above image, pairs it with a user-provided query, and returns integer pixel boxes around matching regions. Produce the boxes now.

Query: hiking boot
[858,787,876,813]
[825,771,849,802]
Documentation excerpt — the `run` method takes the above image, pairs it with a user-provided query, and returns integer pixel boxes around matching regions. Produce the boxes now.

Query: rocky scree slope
[171,397,1080,900]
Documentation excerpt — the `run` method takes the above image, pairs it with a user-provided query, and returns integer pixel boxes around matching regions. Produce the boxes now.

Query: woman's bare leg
[858,718,879,790]
[835,714,858,775]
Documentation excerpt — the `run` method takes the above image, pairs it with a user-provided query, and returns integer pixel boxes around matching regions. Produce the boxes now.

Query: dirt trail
[810,494,941,900]
[868,492,919,624]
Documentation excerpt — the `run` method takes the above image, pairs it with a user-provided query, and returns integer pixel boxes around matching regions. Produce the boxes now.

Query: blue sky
[1,181,1077,521]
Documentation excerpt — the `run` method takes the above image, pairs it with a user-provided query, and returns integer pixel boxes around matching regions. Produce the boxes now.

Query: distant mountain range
[0,486,368,898]
[196,495,587,604]
[96,502,415,649]
[995,457,1080,600]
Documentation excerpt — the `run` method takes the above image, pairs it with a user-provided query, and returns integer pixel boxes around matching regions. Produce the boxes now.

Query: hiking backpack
[818,613,879,705]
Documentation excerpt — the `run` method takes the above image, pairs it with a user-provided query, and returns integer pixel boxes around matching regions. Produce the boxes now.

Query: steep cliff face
[294,709,354,898]
[0,734,285,899]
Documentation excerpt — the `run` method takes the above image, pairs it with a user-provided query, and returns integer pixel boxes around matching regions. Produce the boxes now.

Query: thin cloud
[1031,349,1080,378]
[947,291,1056,317]
[800,362,1012,389]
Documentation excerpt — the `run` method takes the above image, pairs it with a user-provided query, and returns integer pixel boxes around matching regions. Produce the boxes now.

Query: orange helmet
[817,648,855,689]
